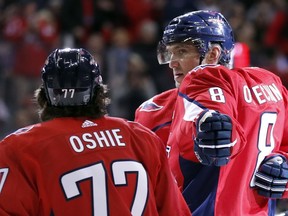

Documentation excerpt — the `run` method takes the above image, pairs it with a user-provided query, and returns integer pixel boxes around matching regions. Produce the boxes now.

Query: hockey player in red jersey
[0,48,191,216]
[144,10,288,216]
[135,41,250,146]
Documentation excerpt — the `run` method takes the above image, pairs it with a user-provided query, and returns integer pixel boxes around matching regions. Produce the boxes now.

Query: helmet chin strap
[199,57,203,65]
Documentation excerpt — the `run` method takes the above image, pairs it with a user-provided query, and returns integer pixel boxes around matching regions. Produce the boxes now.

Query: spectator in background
[264,5,288,88]
[0,99,10,139]
[162,0,198,25]
[0,3,22,135]
[60,0,129,47]
[264,5,288,55]
[245,0,277,67]
[106,27,132,116]
[132,19,174,92]
[231,42,250,68]
[60,0,95,46]
[1,1,59,132]
[84,32,107,80]
[122,0,158,40]
[118,53,157,120]
[35,7,60,48]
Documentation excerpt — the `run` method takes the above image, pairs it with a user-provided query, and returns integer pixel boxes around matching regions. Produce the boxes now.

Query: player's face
[167,43,200,87]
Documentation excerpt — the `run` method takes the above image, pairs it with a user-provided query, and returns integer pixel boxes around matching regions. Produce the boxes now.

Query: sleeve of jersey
[179,66,246,158]
[0,139,39,215]
[278,85,288,155]
[153,137,191,216]
[277,86,288,199]
[134,102,156,132]
[131,123,190,215]
[134,89,178,145]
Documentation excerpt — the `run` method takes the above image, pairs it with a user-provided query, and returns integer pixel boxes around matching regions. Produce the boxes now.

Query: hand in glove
[194,110,235,166]
[255,154,288,198]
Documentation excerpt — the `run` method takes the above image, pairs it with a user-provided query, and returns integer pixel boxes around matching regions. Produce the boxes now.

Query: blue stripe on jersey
[178,92,207,110]
[179,156,220,216]
[152,121,172,132]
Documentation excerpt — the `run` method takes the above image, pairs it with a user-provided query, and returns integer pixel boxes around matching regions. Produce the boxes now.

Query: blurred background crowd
[0,0,287,212]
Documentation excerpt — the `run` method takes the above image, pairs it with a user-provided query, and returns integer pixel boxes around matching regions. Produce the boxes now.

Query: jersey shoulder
[234,66,283,81]
[0,123,39,146]
[180,65,234,93]
[103,116,160,139]
[134,89,177,131]
[136,88,178,113]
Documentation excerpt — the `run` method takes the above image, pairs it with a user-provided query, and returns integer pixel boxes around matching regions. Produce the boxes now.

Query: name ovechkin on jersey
[243,83,282,104]
[210,83,282,105]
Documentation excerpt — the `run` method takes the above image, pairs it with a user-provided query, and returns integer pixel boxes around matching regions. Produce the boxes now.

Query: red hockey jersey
[135,88,178,144]
[0,116,191,216]
[167,64,288,216]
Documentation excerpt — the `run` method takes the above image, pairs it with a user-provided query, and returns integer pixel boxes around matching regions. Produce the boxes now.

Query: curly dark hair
[35,84,110,122]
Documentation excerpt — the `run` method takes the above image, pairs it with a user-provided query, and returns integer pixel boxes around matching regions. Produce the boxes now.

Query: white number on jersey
[250,112,277,187]
[61,161,148,216]
[209,87,226,103]
[0,168,9,194]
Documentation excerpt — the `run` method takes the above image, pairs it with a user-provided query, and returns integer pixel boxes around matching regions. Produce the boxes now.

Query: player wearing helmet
[135,10,288,215]
[135,10,236,145]
[0,48,191,216]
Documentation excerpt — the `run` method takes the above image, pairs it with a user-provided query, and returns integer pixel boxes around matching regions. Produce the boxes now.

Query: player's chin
[175,81,180,88]
[174,77,183,87]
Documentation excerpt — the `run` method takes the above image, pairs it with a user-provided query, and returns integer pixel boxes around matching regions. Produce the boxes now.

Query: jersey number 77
[61,160,149,216]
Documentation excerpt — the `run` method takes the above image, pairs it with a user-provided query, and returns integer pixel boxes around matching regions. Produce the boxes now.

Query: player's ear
[203,44,221,64]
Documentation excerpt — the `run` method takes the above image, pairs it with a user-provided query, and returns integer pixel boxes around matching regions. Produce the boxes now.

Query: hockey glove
[194,110,233,166]
[255,154,288,198]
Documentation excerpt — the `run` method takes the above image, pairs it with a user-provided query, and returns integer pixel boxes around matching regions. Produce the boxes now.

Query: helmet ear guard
[158,10,235,65]
[41,48,102,106]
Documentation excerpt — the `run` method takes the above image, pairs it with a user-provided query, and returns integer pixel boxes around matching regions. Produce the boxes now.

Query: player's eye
[169,49,186,57]
[174,48,190,59]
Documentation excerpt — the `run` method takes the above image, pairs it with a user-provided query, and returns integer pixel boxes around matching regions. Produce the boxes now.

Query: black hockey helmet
[41,48,102,106]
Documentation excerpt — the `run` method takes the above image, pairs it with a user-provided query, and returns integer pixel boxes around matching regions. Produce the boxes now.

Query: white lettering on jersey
[243,83,282,104]
[243,85,253,103]
[69,129,126,153]
[0,168,9,194]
